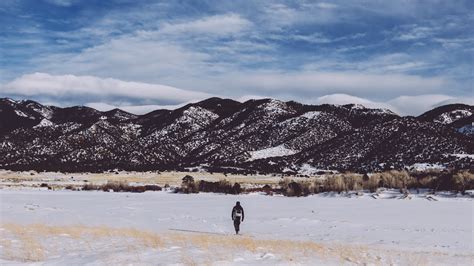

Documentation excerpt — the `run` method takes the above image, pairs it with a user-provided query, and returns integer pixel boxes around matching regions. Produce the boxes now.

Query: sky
[0,0,473,115]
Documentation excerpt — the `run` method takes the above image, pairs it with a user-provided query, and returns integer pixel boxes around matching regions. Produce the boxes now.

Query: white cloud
[2,71,466,116]
[217,71,450,98]
[85,102,188,115]
[31,36,214,85]
[291,33,332,44]
[303,53,434,74]
[388,95,474,115]
[87,93,473,116]
[309,93,473,116]
[160,13,251,36]
[1,73,213,104]
[260,2,340,29]
[307,93,399,113]
[316,3,338,9]
[45,0,75,7]
[313,94,372,105]
[395,26,434,41]
[3,72,469,116]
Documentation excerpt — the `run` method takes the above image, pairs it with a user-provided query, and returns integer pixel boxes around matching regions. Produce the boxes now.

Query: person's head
[236,201,240,206]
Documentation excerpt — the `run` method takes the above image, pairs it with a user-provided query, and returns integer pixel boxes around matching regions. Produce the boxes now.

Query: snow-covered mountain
[418,104,474,136]
[0,97,472,173]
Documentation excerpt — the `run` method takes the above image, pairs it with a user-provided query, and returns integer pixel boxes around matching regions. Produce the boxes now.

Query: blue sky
[0,0,473,115]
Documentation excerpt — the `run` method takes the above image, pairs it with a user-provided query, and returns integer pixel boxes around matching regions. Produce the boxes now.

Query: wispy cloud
[160,13,251,36]
[44,0,76,7]
[395,26,434,41]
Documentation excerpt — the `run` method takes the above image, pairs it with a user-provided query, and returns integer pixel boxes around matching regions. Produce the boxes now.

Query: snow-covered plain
[0,189,472,265]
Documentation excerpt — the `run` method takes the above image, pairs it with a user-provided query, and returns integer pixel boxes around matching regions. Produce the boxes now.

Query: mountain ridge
[0,97,472,173]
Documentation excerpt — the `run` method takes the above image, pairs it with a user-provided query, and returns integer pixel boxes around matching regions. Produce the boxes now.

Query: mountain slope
[0,97,472,173]
[418,104,474,135]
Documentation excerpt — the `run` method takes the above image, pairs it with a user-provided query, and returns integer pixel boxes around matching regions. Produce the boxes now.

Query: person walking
[231,201,244,234]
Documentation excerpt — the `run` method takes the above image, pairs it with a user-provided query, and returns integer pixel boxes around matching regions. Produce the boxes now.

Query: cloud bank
[1,73,471,115]
[1,73,212,105]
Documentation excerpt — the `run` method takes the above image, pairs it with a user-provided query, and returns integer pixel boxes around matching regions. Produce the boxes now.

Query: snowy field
[0,189,472,265]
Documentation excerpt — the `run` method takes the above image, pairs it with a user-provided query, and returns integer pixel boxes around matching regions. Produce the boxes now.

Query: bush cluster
[81,182,162,193]
[198,180,241,194]
[276,170,474,196]
[79,170,473,196]
[177,175,242,194]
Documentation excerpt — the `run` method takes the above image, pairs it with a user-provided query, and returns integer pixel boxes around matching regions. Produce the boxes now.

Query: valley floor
[0,189,472,265]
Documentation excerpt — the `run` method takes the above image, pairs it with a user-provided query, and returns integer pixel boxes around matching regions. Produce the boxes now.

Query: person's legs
[234,220,240,234]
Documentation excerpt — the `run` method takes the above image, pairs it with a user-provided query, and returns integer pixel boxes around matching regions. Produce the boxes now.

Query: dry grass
[0,223,468,264]
[0,223,164,262]
[0,170,294,188]
[2,169,473,195]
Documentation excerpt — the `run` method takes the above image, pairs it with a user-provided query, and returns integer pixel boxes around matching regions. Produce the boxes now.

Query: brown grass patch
[1,223,469,264]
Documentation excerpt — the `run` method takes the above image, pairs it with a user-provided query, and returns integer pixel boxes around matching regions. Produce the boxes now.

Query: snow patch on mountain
[248,145,298,161]
[173,106,219,132]
[446,153,474,159]
[14,110,29,118]
[26,104,54,119]
[261,99,295,116]
[300,111,321,119]
[434,110,472,124]
[297,163,333,175]
[181,106,219,124]
[349,104,366,109]
[112,111,133,120]
[33,118,55,128]
[409,163,446,171]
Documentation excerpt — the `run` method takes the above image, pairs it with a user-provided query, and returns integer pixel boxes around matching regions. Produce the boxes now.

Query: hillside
[0,97,472,173]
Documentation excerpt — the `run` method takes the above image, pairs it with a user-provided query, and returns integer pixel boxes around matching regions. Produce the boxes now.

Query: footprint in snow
[24,203,39,210]
[258,253,275,260]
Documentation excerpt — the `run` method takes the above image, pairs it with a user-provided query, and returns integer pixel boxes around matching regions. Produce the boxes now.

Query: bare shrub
[300,181,314,195]
[364,175,380,192]
[452,171,474,194]
[197,180,241,194]
[379,170,414,189]
[286,181,303,197]
[232,182,242,194]
[101,181,127,192]
[129,186,146,193]
[179,175,198,193]
[82,184,99,191]
[313,179,325,194]
[342,173,363,191]
[144,185,162,191]
[278,178,292,189]
[81,182,161,193]
[244,184,274,195]
[324,175,346,193]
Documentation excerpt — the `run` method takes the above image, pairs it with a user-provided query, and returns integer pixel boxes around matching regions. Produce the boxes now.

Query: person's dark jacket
[231,204,244,222]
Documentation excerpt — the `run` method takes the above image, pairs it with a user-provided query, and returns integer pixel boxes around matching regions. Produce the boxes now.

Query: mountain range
[0,97,472,174]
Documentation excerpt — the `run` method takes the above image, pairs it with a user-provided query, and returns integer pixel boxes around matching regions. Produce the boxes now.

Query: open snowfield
[0,189,472,265]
